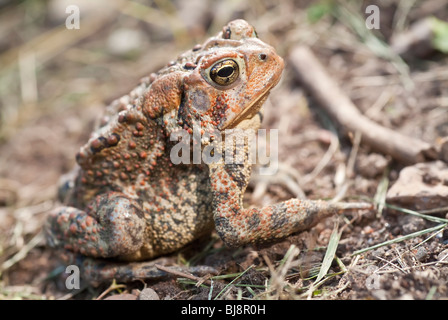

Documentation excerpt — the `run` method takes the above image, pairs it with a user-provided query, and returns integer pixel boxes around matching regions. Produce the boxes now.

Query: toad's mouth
[220,89,271,130]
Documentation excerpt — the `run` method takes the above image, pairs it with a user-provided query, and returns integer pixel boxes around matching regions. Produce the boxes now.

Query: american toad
[46,20,370,282]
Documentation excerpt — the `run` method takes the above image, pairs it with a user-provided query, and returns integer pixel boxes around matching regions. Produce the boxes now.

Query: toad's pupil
[218,66,234,78]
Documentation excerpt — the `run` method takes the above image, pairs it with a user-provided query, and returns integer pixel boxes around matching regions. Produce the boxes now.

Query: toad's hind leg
[45,192,146,258]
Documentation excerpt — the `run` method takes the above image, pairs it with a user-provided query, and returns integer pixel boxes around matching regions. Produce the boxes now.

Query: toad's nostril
[258,53,267,61]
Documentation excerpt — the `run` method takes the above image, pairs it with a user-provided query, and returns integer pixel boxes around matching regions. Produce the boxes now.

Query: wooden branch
[289,46,437,165]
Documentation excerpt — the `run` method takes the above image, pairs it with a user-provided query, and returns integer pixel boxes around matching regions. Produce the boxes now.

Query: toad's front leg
[209,161,371,248]
[45,192,146,259]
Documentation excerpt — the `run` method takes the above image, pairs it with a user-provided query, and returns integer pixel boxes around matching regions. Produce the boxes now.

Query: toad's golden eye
[209,59,239,86]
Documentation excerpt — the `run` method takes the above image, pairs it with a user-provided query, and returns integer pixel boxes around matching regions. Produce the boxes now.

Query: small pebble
[138,288,160,300]
[414,246,427,262]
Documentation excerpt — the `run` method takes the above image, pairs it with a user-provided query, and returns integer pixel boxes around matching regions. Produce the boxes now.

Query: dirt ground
[1,0,448,300]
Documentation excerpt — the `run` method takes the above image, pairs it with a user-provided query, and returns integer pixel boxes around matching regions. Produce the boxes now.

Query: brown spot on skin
[120,172,129,180]
[90,137,107,153]
[222,26,231,39]
[118,114,127,123]
[107,133,120,146]
[184,62,197,70]
[69,223,78,234]
[135,122,144,131]
[139,151,147,159]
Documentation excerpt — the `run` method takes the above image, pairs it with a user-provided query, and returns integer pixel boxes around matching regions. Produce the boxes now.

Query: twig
[155,264,211,286]
[95,279,127,300]
[0,232,44,272]
[289,46,437,165]
[300,130,340,186]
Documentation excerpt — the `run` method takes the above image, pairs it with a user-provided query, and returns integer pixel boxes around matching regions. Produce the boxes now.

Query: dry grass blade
[373,171,389,217]
[353,223,447,256]
[386,204,448,224]
[214,265,254,300]
[304,221,342,299]
[315,221,341,284]
[299,131,340,186]
[260,245,301,300]
[0,232,44,273]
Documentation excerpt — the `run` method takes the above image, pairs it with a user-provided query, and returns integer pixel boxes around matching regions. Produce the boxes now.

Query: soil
[1,0,448,300]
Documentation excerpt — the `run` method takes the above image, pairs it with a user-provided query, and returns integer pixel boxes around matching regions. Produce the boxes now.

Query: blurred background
[0,0,447,299]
